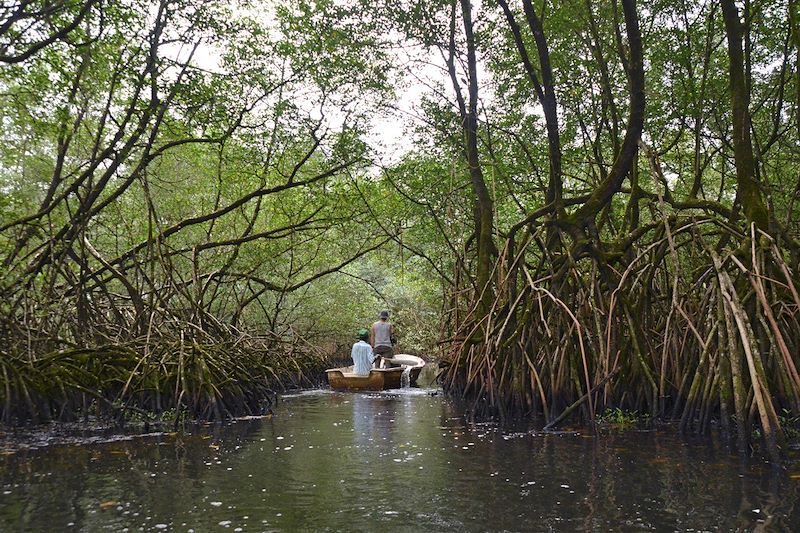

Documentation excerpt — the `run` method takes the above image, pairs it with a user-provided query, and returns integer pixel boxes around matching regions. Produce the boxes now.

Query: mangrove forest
[1,0,800,463]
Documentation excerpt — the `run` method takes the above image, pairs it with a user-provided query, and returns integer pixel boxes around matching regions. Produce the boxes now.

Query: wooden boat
[326,354,426,391]
[326,366,405,391]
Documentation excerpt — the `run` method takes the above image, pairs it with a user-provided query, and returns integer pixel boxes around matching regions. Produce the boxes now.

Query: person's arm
[369,324,375,347]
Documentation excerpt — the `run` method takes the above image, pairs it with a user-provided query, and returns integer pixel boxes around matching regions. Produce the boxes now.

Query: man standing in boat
[370,310,395,363]
[351,328,377,375]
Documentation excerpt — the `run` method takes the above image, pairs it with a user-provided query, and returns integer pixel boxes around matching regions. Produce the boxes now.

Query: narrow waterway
[1,385,799,531]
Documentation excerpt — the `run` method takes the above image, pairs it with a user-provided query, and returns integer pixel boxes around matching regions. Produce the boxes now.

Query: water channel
[1,379,799,531]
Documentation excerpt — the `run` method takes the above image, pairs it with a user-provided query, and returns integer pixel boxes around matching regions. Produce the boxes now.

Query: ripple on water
[0,391,799,531]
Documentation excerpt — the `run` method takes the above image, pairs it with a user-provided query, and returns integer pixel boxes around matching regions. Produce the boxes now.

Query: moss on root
[0,338,332,426]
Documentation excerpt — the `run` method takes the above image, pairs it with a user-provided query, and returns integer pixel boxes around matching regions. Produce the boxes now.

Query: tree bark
[448,0,495,320]
[572,0,645,228]
[720,0,770,230]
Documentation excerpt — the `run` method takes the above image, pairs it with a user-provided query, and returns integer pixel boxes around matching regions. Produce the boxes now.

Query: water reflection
[0,390,798,531]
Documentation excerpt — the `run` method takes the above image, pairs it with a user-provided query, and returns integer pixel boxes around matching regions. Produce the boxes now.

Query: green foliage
[779,410,800,440]
[596,408,651,431]
[1,0,799,444]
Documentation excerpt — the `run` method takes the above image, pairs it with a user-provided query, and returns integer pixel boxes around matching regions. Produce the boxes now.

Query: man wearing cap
[351,328,377,375]
[370,310,395,361]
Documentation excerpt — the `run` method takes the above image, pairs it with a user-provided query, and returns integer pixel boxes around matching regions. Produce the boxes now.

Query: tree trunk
[572,0,645,228]
[720,0,769,230]
[455,0,495,320]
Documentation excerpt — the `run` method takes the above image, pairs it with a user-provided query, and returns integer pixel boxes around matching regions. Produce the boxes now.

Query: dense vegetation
[1,0,798,459]
[0,0,441,424]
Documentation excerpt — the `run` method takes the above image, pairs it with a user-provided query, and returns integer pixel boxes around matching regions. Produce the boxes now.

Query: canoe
[326,354,427,391]
[326,366,406,391]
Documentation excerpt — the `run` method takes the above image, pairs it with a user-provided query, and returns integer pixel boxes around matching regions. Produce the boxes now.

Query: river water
[1,385,799,531]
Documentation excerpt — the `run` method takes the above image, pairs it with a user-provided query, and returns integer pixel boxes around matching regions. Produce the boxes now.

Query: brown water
[0,387,799,531]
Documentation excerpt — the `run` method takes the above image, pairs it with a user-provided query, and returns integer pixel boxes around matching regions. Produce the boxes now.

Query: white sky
[161,0,506,167]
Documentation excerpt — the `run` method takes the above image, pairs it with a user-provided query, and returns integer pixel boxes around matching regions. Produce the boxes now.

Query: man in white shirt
[351,328,377,375]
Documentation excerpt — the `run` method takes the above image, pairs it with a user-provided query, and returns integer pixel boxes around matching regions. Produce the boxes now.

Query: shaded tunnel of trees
[0,0,799,459]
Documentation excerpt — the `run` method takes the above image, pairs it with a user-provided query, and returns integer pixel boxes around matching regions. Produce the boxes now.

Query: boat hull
[326,367,405,391]
[326,354,427,391]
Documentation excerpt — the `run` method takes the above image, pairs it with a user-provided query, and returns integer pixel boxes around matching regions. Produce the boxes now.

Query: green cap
[357,328,369,340]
